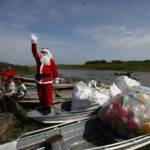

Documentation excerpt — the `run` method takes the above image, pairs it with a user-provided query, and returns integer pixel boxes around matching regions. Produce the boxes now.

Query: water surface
[58,70,150,87]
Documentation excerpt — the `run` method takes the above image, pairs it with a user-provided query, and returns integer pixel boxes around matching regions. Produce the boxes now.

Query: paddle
[19,134,70,150]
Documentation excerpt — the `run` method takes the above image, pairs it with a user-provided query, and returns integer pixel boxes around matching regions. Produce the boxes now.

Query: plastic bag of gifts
[98,88,150,138]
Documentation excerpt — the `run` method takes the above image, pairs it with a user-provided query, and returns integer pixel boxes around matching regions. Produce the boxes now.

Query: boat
[19,89,72,105]
[2,117,150,150]
[25,83,75,90]
[17,76,35,83]
[27,102,100,124]
[3,95,98,125]
[26,83,107,124]
[2,96,71,118]
[114,71,133,77]
[19,97,71,105]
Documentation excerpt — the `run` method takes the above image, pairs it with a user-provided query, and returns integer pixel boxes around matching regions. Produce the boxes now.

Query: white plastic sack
[115,76,140,91]
[71,81,110,111]
[0,140,17,150]
[109,82,122,97]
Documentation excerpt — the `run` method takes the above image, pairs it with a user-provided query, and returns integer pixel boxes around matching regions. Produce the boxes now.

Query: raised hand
[31,33,38,43]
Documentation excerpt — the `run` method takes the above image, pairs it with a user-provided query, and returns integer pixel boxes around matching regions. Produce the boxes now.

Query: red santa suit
[32,43,59,107]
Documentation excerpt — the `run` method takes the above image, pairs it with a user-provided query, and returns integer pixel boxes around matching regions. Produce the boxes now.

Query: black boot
[42,106,51,115]
[37,107,45,113]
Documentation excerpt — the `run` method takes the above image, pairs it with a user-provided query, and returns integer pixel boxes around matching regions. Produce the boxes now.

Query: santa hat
[41,48,53,59]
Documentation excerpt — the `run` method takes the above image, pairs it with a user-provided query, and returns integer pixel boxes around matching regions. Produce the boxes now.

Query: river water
[58,69,150,87]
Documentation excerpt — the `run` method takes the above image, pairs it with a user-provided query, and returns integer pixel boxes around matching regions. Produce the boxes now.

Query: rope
[51,105,72,114]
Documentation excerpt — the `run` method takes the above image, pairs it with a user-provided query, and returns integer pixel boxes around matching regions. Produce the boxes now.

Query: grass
[0,100,48,144]
[6,115,47,142]
[57,62,150,72]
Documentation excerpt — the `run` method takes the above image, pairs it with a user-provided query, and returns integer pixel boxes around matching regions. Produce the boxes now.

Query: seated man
[5,76,16,96]
[14,78,27,100]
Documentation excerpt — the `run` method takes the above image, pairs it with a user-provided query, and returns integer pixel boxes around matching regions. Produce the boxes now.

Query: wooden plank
[24,82,36,86]
[20,98,71,104]
[24,83,74,89]
[53,83,74,88]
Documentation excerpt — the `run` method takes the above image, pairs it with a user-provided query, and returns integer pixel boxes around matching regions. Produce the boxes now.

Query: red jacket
[32,43,59,84]
[4,70,17,85]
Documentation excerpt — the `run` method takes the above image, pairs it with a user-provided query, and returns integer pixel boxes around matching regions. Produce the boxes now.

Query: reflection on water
[58,69,150,87]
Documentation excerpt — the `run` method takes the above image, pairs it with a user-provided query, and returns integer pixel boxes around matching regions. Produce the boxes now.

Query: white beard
[39,54,50,66]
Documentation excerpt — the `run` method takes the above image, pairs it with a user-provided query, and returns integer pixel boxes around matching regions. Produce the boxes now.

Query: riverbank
[57,61,150,72]
[1,61,150,76]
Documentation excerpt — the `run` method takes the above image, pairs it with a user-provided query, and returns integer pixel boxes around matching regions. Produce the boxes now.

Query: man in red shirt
[31,33,59,115]
[4,65,17,89]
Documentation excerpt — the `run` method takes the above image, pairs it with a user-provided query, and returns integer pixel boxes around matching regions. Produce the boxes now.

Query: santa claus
[31,33,59,115]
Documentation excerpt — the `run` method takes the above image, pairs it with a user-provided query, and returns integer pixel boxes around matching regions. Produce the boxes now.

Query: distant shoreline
[57,63,150,72]
[1,61,150,75]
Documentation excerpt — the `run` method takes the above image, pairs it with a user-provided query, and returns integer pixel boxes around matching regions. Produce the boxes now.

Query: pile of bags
[98,87,150,138]
[71,76,140,111]
[71,80,110,111]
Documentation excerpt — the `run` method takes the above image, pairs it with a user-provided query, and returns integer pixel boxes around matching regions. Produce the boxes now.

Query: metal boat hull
[16,117,150,150]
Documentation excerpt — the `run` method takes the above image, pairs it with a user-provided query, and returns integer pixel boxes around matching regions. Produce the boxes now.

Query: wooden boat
[20,89,72,104]
[25,83,75,90]
[17,76,35,82]
[4,117,150,150]
[19,97,71,105]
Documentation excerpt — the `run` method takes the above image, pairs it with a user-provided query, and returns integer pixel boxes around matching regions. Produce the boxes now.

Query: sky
[0,0,150,65]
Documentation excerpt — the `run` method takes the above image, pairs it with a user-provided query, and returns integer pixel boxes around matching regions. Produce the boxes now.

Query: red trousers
[37,83,53,107]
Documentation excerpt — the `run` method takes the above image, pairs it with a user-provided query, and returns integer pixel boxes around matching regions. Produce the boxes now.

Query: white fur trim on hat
[41,48,53,59]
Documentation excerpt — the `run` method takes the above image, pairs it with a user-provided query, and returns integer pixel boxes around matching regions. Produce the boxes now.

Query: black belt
[35,74,51,79]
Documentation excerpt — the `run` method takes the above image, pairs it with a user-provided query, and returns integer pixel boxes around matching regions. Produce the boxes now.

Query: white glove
[31,33,38,43]
[55,79,59,84]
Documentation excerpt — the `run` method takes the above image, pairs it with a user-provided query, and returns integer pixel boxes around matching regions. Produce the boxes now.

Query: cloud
[77,25,150,50]
[1,0,150,65]
[0,25,88,65]
[0,0,65,31]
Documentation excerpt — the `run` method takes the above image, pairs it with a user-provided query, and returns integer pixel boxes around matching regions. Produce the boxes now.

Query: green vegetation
[0,100,47,144]
[58,60,150,72]
[0,62,36,75]
[1,59,150,74]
